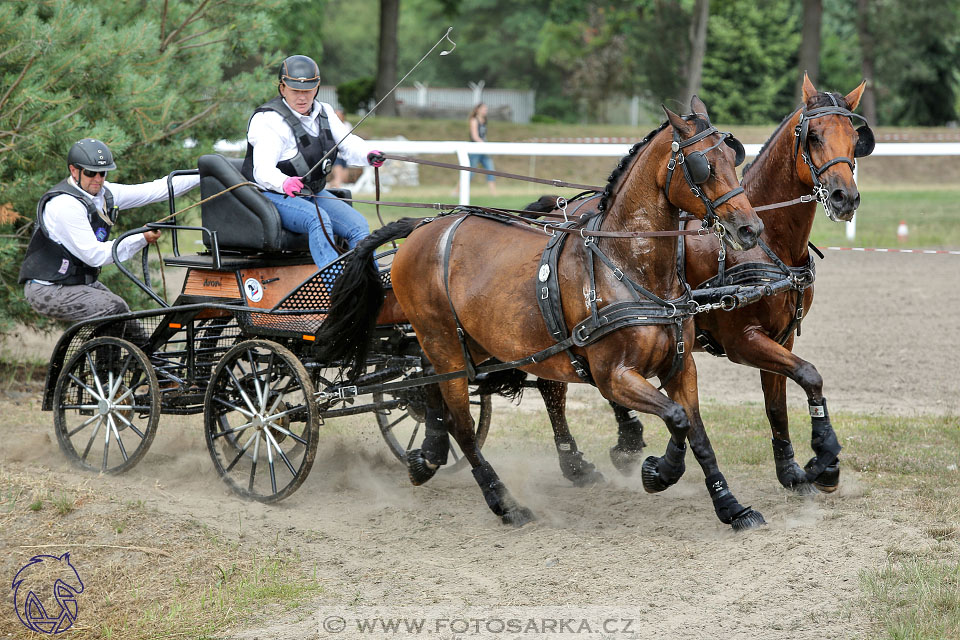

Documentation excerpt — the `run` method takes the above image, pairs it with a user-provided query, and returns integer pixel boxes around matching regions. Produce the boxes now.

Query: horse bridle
[793,94,875,218]
[664,122,747,234]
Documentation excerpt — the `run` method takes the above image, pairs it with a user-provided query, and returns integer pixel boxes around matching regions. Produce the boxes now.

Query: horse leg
[441,376,535,527]
[406,383,450,486]
[735,332,841,493]
[536,378,605,486]
[608,400,647,476]
[601,369,690,493]
[662,358,766,531]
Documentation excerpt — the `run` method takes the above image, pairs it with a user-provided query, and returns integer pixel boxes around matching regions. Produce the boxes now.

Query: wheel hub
[98,399,109,415]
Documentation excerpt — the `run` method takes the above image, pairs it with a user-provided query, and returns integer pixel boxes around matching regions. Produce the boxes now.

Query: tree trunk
[856,0,878,123]
[796,0,822,101]
[375,0,400,117]
[683,0,709,106]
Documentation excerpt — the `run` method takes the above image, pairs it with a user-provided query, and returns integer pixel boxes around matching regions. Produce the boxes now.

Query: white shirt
[36,174,200,282]
[247,99,373,193]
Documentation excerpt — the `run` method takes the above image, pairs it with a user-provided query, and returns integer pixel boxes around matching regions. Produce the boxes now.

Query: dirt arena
[1,249,958,639]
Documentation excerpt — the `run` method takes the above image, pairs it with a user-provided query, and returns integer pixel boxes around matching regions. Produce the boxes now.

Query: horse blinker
[854,125,875,158]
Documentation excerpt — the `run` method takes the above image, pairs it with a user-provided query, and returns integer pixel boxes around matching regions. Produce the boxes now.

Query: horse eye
[807,132,821,145]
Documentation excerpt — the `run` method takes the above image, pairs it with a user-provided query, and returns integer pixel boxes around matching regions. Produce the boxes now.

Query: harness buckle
[690,186,701,198]
[676,340,685,354]
[338,385,358,399]
[581,228,594,246]
[613,267,624,281]
[796,306,804,320]
[541,286,549,300]
[584,289,598,305]
[575,325,590,343]
[667,156,677,171]
[800,194,815,203]
[666,302,678,318]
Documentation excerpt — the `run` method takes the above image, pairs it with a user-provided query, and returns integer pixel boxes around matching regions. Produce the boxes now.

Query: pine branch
[160,0,212,53]
[0,54,37,114]
[177,38,228,53]
[144,102,218,143]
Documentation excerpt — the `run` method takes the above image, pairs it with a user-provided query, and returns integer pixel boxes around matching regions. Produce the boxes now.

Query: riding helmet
[278,55,321,90]
[67,138,117,171]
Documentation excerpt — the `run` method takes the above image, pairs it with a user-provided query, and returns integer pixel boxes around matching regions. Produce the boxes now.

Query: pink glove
[367,150,385,168]
[282,176,304,197]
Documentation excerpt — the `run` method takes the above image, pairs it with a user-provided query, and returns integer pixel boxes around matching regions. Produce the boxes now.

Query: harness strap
[440,215,477,381]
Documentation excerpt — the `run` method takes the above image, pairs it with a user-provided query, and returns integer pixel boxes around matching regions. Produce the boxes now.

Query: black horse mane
[743,91,849,177]
[596,114,712,215]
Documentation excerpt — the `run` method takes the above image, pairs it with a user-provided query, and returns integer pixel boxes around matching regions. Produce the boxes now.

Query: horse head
[662,97,762,250]
[795,73,873,222]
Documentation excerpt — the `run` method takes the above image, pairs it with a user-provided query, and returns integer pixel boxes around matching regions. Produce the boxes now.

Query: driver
[19,138,199,331]
[241,54,385,270]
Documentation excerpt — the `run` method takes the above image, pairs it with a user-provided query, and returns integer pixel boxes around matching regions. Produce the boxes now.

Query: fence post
[457,146,472,205]
[846,164,857,240]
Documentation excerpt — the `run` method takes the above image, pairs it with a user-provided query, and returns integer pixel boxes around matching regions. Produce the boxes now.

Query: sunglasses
[78,168,107,178]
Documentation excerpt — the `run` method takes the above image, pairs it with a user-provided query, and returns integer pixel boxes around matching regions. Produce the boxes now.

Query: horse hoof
[407,449,438,486]
[641,456,669,493]
[805,457,840,493]
[609,445,644,476]
[501,506,536,527]
[731,508,766,532]
[570,469,606,488]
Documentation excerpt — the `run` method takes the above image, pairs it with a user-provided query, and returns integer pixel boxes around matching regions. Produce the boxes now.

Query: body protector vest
[19,179,117,285]
[242,96,339,194]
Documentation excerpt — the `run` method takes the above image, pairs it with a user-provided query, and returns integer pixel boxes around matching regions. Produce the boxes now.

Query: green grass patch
[860,552,960,640]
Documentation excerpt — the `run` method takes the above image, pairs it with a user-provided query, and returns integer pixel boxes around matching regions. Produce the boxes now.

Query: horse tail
[472,367,527,402]
[317,217,422,376]
[520,195,561,219]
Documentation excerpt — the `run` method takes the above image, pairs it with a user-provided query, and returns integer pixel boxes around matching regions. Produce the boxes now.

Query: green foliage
[699,0,801,124]
[0,0,287,333]
[869,0,960,126]
[336,77,376,113]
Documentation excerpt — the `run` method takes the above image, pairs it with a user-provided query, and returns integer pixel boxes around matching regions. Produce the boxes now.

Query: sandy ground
[1,249,958,639]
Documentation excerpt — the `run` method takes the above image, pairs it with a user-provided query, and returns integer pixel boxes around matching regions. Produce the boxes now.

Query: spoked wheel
[204,339,318,502]
[375,372,491,473]
[53,337,160,474]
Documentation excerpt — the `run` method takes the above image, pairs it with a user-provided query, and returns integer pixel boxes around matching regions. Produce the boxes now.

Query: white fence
[361,140,960,240]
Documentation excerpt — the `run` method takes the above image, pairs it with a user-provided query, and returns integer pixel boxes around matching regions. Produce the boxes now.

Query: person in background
[467,102,496,195]
[19,138,199,335]
[242,54,385,270]
[328,108,352,188]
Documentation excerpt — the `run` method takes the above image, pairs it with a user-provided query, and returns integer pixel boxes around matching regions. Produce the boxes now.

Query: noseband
[664,124,747,230]
[794,94,875,212]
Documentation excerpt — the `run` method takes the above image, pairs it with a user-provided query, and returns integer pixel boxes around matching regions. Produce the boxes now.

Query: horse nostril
[737,224,758,247]
[830,189,848,206]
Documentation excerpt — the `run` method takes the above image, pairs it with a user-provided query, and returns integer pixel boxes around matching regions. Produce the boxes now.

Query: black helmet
[278,55,320,90]
[67,138,116,171]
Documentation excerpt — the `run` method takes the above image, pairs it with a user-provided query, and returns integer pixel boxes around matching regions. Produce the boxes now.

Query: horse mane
[596,115,712,215]
[743,91,849,177]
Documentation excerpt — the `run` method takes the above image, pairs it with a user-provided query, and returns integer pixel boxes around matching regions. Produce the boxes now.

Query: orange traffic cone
[897,220,909,243]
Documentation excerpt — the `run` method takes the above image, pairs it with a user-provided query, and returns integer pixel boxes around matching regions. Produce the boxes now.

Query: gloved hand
[367,150,385,168]
[282,176,304,197]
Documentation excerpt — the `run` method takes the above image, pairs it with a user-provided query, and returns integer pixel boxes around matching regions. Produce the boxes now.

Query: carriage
[42,154,491,503]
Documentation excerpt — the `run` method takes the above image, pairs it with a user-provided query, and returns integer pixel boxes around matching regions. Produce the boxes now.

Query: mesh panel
[236,257,393,336]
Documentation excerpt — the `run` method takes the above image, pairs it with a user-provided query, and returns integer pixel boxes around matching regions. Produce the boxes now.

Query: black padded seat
[199,154,309,253]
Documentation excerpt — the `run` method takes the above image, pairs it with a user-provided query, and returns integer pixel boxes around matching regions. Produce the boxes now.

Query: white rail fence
[358,140,960,240]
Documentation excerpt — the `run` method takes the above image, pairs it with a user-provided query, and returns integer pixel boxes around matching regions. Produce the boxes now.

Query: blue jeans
[263,190,369,269]
[468,153,496,182]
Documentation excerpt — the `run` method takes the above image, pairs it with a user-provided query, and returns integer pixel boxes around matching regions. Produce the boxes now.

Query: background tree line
[1,0,957,332]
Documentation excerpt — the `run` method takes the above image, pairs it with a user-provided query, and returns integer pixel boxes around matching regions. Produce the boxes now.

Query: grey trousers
[24,280,146,342]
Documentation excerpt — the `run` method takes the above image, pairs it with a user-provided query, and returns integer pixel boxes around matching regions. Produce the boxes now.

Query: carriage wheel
[374,372,491,473]
[53,337,160,474]
[204,339,318,502]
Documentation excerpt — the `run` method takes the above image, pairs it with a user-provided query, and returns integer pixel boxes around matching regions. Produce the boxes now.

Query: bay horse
[534,74,873,494]
[317,98,766,530]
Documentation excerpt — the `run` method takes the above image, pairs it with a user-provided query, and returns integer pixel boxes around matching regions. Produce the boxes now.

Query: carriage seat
[198,154,351,254]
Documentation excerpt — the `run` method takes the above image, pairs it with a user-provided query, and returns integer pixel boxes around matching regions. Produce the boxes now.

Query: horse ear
[802,72,817,104]
[662,105,691,135]
[844,80,867,111]
[689,94,708,118]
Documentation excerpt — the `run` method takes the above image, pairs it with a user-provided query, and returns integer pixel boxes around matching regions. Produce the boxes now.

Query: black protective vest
[18,180,117,285]
[241,96,339,194]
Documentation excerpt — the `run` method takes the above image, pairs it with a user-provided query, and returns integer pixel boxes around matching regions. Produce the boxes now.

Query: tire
[204,339,318,502]
[375,370,491,473]
[53,337,160,474]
